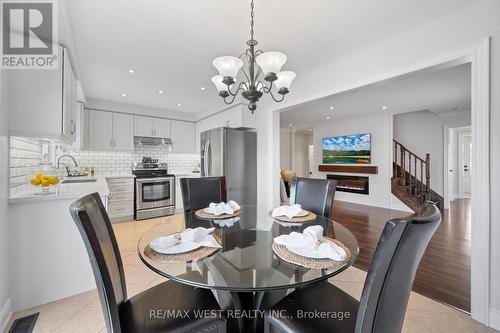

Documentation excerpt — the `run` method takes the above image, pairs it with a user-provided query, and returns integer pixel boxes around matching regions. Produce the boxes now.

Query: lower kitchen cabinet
[107,177,134,222]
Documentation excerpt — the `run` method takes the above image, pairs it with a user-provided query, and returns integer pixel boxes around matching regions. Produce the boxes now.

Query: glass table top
[137,205,359,292]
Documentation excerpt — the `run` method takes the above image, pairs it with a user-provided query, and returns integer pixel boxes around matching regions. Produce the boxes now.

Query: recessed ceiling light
[200,86,206,91]
[127,69,135,74]
[329,106,334,110]
[381,105,388,110]
[158,89,165,94]
[121,93,127,97]
[326,116,331,120]
[288,124,293,127]
[177,103,182,107]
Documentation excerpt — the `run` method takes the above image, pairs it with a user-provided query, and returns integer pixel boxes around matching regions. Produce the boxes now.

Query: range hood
[134,136,172,146]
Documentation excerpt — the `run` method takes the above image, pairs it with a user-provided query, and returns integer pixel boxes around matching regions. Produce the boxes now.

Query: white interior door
[308,145,314,177]
[459,134,472,198]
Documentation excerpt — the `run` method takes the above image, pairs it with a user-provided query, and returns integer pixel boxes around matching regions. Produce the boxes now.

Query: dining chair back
[70,193,127,333]
[289,177,337,218]
[181,176,227,212]
[355,203,441,333]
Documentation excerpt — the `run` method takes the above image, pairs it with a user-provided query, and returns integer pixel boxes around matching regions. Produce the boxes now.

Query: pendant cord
[250,0,255,40]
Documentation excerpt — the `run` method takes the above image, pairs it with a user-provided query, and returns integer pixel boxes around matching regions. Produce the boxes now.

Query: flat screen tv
[322,133,371,164]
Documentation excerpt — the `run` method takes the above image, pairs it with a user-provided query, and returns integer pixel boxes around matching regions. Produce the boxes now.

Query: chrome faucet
[56,154,79,176]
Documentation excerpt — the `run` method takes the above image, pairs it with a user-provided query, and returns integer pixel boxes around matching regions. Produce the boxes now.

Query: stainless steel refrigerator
[200,127,257,205]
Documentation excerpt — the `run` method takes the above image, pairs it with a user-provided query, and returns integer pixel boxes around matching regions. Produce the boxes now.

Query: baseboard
[0,297,13,333]
[490,308,500,330]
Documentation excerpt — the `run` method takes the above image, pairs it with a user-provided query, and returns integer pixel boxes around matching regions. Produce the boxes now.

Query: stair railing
[393,139,430,201]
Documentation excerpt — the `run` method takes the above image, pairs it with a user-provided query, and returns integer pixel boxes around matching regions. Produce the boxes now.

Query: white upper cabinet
[62,49,78,143]
[89,111,113,150]
[154,118,171,138]
[134,116,171,138]
[134,116,153,137]
[171,120,195,153]
[88,110,133,151]
[8,47,79,143]
[112,113,134,150]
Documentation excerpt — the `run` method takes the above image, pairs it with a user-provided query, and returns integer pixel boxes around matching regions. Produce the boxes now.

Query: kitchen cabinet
[195,104,256,152]
[171,120,195,153]
[88,110,133,151]
[155,118,171,138]
[134,116,171,138]
[8,47,79,143]
[112,113,134,150]
[89,111,113,150]
[134,116,153,137]
[107,177,134,223]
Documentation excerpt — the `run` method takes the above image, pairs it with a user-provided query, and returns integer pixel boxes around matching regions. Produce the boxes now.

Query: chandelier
[211,0,296,113]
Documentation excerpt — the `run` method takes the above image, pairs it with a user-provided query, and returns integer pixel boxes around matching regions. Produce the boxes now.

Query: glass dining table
[137,205,359,333]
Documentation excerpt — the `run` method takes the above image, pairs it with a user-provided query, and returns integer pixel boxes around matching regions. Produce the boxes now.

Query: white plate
[150,240,201,254]
[285,238,335,259]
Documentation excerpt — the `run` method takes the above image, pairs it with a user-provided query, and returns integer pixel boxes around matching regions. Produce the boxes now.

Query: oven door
[136,177,174,210]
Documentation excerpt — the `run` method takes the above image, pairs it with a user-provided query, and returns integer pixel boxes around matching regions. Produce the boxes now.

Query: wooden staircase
[392,140,443,212]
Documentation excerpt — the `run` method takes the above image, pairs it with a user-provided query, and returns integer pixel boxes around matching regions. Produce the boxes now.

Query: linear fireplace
[327,174,369,195]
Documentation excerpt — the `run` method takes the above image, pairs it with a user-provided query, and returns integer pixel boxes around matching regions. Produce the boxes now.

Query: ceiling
[280,62,471,129]
[65,0,474,114]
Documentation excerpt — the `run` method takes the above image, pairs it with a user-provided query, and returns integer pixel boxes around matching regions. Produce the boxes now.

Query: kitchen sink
[61,178,97,184]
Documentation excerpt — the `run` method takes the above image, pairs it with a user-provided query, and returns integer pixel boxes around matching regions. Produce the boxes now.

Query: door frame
[270,38,490,324]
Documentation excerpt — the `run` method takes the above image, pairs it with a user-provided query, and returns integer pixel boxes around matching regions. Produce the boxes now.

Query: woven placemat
[272,237,351,269]
[269,210,317,223]
[195,209,241,220]
[144,234,222,263]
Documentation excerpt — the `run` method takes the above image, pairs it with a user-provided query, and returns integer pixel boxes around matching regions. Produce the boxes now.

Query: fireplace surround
[327,174,369,195]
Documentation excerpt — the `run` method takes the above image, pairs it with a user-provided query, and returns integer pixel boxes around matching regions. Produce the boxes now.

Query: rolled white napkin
[215,217,240,227]
[272,204,303,219]
[150,227,221,251]
[181,227,221,248]
[149,235,180,250]
[273,225,347,261]
[203,200,241,215]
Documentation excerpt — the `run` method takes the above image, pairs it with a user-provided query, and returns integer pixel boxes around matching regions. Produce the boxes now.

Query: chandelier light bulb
[211,75,227,92]
[256,52,287,77]
[275,71,296,89]
[212,56,243,79]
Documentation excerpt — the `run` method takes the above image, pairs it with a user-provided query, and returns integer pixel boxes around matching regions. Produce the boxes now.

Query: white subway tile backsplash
[9,137,43,197]
[62,146,199,176]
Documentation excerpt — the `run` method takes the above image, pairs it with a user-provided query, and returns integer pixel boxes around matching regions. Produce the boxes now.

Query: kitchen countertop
[9,176,111,204]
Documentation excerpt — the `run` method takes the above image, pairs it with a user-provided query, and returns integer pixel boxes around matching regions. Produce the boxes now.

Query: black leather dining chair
[289,177,337,218]
[69,193,226,333]
[264,203,441,333]
[181,176,227,212]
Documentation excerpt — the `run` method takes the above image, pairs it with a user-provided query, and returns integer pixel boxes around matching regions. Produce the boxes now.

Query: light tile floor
[6,214,498,333]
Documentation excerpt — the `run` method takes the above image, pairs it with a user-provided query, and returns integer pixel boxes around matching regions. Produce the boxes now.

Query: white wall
[313,113,393,208]
[257,0,500,326]
[279,129,292,170]
[0,71,12,330]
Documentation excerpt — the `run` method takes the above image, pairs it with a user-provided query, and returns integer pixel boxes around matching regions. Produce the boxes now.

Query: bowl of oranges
[31,171,60,194]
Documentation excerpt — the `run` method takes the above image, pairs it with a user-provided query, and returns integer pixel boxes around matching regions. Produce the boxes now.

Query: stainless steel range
[133,157,175,220]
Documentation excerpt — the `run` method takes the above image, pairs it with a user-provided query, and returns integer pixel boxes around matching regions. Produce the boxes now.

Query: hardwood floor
[332,198,471,312]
